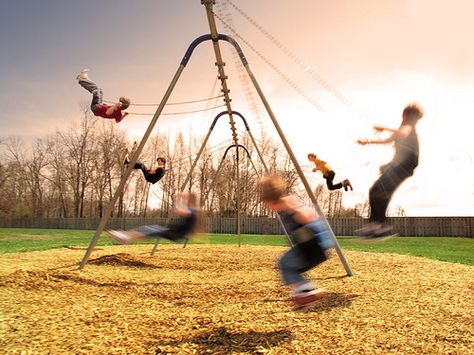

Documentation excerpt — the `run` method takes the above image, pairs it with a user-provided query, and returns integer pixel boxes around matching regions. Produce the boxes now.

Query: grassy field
[0,228,472,265]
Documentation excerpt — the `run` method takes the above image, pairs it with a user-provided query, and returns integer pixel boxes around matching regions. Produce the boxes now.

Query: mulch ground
[0,244,472,354]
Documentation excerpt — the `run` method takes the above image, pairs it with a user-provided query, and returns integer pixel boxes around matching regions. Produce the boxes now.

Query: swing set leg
[150,237,160,256]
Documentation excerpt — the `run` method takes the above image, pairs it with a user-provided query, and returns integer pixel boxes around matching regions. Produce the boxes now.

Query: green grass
[337,236,474,266]
[0,228,116,253]
[0,228,472,266]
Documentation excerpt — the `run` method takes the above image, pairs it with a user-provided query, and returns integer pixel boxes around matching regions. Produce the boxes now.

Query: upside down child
[76,69,130,123]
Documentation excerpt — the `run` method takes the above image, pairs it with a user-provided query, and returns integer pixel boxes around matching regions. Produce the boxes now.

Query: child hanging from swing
[108,192,200,244]
[124,155,168,184]
[307,153,353,191]
[76,69,130,123]
[259,175,334,311]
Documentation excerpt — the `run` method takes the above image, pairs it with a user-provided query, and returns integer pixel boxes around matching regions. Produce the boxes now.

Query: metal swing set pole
[202,0,245,246]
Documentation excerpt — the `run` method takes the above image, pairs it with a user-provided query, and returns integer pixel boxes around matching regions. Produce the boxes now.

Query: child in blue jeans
[259,175,333,311]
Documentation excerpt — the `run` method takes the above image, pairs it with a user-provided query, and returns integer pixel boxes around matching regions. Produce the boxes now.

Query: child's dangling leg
[278,249,327,311]
[77,70,104,109]
[290,282,327,311]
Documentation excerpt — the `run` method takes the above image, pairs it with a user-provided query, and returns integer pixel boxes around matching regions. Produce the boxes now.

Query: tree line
[0,109,365,219]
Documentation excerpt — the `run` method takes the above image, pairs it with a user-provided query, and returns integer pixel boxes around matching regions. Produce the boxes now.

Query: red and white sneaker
[291,288,327,311]
[108,230,132,244]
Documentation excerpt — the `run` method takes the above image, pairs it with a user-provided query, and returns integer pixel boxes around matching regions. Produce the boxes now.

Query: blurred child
[125,156,168,185]
[356,102,424,240]
[108,193,199,243]
[307,153,352,191]
[76,69,130,123]
[259,175,334,311]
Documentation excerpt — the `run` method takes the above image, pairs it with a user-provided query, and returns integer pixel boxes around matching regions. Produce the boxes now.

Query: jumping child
[124,155,168,185]
[76,69,130,123]
[356,102,424,240]
[259,175,334,311]
[307,153,352,191]
[108,193,199,244]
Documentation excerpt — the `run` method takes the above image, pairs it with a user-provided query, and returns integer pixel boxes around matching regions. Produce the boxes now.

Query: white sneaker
[108,230,132,244]
[123,154,130,165]
[355,222,381,237]
[355,232,398,243]
[355,223,395,242]
[76,69,90,81]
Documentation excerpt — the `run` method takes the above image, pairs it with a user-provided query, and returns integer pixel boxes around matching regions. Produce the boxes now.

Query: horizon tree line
[0,109,384,220]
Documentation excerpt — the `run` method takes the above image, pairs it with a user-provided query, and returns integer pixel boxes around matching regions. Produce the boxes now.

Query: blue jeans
[278,220,332,285]
[78,79,103,111]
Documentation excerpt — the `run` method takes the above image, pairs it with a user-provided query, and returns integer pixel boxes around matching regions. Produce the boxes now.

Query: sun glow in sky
[0,0,473,216]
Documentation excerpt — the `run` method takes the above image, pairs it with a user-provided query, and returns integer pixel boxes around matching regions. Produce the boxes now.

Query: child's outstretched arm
[358,124,396,145]
[357,135,394,145]
[358,124,414,145]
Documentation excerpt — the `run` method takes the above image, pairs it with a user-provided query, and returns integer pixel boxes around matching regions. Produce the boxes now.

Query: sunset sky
[0,0,473,216]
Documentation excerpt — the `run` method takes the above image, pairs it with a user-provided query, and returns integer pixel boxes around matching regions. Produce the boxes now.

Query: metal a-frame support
[79,0,353,276]
[165,111,293,249]
[199,142,294,248]
[149,110,294,255]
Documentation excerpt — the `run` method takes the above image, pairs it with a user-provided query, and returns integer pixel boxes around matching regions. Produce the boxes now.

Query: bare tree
[55,110,97,218]
[89,122,128,217]
[1,105,344,219]
[3,137,50,217]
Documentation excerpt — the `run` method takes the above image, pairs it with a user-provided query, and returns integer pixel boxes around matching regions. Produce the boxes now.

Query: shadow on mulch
[261,292,358,313]
[88,253,161,269]
[0,270,171,290]
[49,272,170,289]
[317,274,352,281]
[62,246,103,251]
[306,292,359,313]
[153,327,292,353]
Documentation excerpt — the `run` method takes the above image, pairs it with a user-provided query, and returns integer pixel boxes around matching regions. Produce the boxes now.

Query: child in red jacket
[76,69,130,123]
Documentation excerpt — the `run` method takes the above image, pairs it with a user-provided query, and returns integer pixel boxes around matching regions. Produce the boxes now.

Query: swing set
[78,0,353,277]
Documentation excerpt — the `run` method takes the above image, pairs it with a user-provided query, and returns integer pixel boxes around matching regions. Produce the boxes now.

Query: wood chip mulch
[0,244,472,354]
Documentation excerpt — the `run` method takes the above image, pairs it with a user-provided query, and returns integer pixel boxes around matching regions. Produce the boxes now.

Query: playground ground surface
[0,243,472,354]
